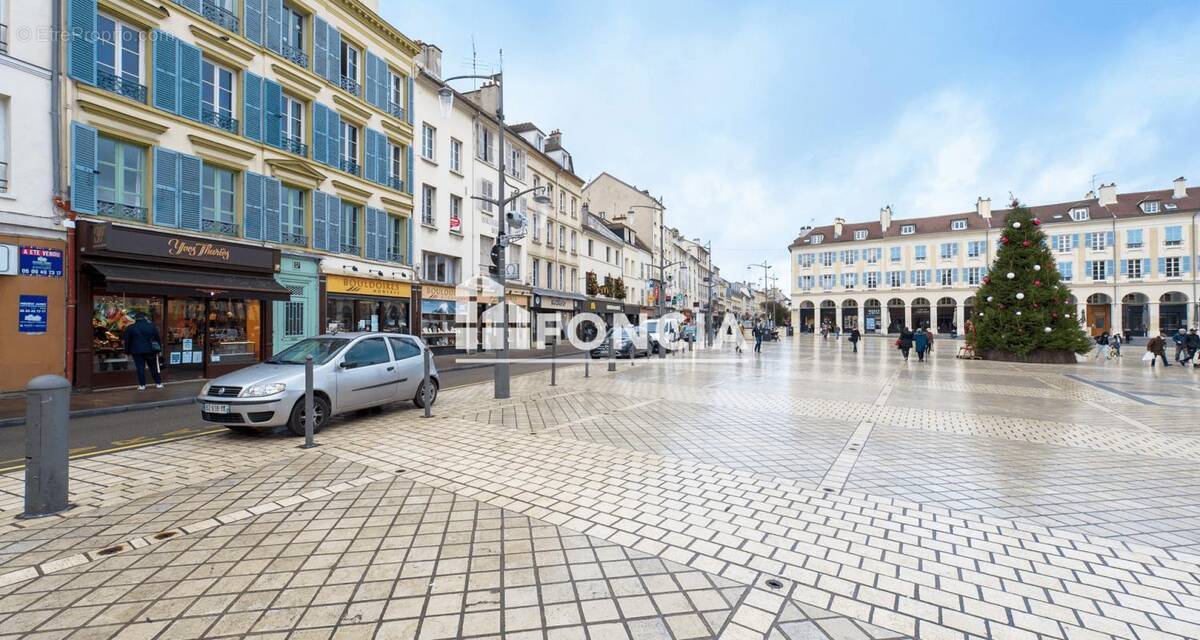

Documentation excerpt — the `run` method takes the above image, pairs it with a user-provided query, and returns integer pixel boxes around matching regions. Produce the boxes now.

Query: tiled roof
[789,186,1200,249]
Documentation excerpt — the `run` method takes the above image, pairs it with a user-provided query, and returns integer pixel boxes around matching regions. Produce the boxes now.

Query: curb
[0,349,584,429]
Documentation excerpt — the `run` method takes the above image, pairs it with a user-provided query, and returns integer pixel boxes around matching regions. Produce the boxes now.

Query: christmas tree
[972,200,1093,362]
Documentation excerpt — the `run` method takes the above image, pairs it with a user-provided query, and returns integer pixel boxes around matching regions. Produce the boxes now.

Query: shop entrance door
[164,299,206,379]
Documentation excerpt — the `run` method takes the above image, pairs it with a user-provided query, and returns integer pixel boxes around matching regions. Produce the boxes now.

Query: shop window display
[92,295,162,372]
[207,300,261,365]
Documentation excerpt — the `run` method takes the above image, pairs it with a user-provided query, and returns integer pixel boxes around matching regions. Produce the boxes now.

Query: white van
[644,317,683,354]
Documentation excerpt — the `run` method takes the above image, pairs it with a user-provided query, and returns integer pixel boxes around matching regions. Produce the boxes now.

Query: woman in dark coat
[124,314,163,389]
[897,327,914,361]
[914,328,930,362]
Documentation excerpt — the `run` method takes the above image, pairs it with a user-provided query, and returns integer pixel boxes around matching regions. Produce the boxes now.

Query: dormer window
[1070,207,1089,221]
[900,224,916,235]
[810,234,824,244]
[1140,201,1159,214]
[951,219,967,231]
[853,229,867,241]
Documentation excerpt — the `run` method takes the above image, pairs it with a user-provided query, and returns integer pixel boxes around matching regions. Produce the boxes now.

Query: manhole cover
[765,579,784,589]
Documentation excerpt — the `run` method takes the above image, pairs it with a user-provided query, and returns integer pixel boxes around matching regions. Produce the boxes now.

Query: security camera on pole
[437,63,551,399]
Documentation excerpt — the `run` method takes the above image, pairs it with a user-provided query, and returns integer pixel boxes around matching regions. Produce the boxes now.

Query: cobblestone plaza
[0,337,1196,639]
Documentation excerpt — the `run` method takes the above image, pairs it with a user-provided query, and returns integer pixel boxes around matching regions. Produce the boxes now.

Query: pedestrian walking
[1186,328,1200,366]
[753,320,764,353]
[1093,332,1110,360]
[1173,328,1188,364]
[849,327,861,353]
[1146,332,1169,368]
[1110,333,1122,359]
[914,328,930,362]
[897,326,914,361]
[124,313,163,390]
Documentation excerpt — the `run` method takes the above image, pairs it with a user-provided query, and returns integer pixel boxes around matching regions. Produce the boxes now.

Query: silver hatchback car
[196,332,439,435]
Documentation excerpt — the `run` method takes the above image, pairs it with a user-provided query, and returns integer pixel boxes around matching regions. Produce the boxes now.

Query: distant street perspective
[0,337,1197,639]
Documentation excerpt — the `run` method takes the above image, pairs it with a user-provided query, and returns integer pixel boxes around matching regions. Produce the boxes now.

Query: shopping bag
[1141,352,1154,362]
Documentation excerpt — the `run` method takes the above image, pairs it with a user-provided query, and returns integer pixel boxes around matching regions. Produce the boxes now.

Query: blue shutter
[152,31,179,113]
[67,0,97,84]
[265,0,284,53]
[1106,231,1114,247]
[264,177,281,242]
[243,72,263,142]
[1083,232,1092,248]
[244,172,264,240]
[328,108,342,169]
[377,134,389,187]
[327,196,342,252]
[1120,260,1127,275]
[153,147,179,227]
[327,24,341,84]
[70,123,99,215]
[406,145,414,194]
[406,75,414,125]
[364,52,378,108]
[952,268,959,283]
[363,129,377,183]
[177,41,203,121]
[364,207,378,260]
[244,0,264,44]
[313,17,329,81]
[312,192,327,251]
[1158,257,1166,276]
[312,103,326,165]
[1142,258,1150,277]
[379,211,390,260]
[177,0,201,12]
[406,216,413,263]
[264,79,282,148]
[1072,234,1079,248]
[1084,260,1092,276]
[1182,256,1191,274]
[1105,260,1114,276]
[178,154,202,230]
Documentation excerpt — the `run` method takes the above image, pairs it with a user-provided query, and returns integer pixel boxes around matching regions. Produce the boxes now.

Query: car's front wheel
[414,379,439,408]
[287,395,330,437]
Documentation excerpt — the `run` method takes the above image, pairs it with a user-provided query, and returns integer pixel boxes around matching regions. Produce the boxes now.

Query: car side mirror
[339,361,355,369]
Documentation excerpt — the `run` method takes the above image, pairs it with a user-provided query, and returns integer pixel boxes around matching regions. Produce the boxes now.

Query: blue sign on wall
[19,247,64,277]
[18,295,48,334]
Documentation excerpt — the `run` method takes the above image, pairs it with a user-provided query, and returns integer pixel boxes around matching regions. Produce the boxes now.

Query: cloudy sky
[384,0,1200,286]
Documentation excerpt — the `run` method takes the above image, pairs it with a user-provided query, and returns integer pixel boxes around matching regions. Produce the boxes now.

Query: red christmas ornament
[1001,237,1010,245]
[1034,280,1042,287]
[1022,239,1031,247]
[1051,312,1058,318]
[1032,218,1041,226]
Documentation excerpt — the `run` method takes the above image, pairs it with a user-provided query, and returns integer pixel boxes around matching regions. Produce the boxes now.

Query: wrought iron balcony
[201,218,237,236]
[388,101,404,120]
[97,200,147,221]
[340,242,360,255]
[388,252,407,264]
[338,75,360,97]
[340,159,360,176]
[201,107,239,134]
[201,0,239,33]
[96,69,148,104]
[280,135,308,157]
[387,176,404,191]
[281,232,308,247]
[279,43,308,68]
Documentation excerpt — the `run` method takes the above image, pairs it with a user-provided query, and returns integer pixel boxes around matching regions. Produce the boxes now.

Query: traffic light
[489,243,502,275]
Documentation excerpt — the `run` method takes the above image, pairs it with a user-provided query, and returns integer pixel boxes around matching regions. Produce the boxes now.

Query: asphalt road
[0,359,585,470]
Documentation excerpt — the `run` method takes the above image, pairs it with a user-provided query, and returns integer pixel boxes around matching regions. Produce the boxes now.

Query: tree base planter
[981,349,1079,364]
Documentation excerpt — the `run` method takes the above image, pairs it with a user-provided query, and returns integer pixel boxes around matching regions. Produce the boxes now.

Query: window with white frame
[1126,228,1143,249]
[914,245,927,261]
[951,219,967,231]
[559,265,565,291]
[1140,200,1159,214]
[1165,226,1183,246]
[1090,260,1107,281]
[201,58,236,127]
[558,190,565,213]
[1088,232,1106,251]
[340,203,359,253]
[820,274,835,289]
[340,121,358,173]
[865,272,879,289]
[843,250,858,265]
[865,248,880,264]
[938,269,952,286]
[1057,262,1072,281]
[340,41,360,87]
[843,273,857,289]
[545,220,553,246]
[422,252,460,284]
[966,267,984,286]
[0,97,7,193]
[809,234,823,244]
[421,184,435,225]
[911,270,928,286]
[1070,207,1089,221]
[449,138,462,173]
[1052,234,1072,252]
[280,186,305,245]
[900,224,916,235]
[474,122,495,163]
[968,240,986,257]
[570,230,577,253]
[421,124,436,161]
[1124,259,1143,279]
[888,271,903,287]
[480,179,493,213]
[1164,256,1181,278]
[819,252,834,267]
[388,143,403,189]
[449,195,462,232]
[854,229,867,240]
[388,70,404,115]
[96,14,144,88]
[800,253,814,267]
[281,94,304,150]
[799,276,813,290]
[282,4,305,58]
[531,259,539,286]
[890,246,901,262]
[200,165,236,234]
[939,243,956,259]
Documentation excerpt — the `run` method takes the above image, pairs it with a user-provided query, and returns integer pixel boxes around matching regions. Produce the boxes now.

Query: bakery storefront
[76,221,290,389]
[324,272,413,334]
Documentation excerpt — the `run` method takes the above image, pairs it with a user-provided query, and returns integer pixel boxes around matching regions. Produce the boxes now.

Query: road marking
[1064,373,1157,405]
[0,429,226,474]
[818,420,875,493]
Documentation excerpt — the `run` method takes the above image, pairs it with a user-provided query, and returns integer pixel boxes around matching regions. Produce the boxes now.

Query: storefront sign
[326,274,412,298]
[18,295,48,334]
[82,221,278,271]
[421,299,456,314]
[422,285,456,301]
[535,295,573,309]
[19,247,63,277]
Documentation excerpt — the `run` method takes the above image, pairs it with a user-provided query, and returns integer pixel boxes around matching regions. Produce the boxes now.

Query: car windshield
[645,320,658,332]
[267,338,351,365]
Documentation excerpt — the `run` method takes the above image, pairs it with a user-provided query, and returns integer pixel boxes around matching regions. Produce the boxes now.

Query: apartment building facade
[583,172,673,309]
[63,0,419,388]
[789,180,1200,338]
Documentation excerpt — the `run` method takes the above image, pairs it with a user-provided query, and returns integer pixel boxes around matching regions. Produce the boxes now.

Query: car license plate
[203,403,231,414]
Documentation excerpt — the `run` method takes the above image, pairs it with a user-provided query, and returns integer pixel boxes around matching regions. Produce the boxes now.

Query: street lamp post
[437,71,550,399]
[748,261,772,326]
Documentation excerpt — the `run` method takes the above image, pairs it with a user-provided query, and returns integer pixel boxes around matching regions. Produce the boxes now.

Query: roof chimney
[1173,176,1187,199]
[465,83,500,115]
[1098,182,1117,206]
[880,206,892,232]
[416,43,442,78]
[975,197,991,219]
[833,217,844,238]
[546,129,562,150]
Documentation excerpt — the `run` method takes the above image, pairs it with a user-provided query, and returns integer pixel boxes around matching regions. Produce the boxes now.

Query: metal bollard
[300,355,317,449]
[23,375,70,518]
[422,348,433,418]
[550,338,557,386]
[607,337,617,372]
[584,347,590,378]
